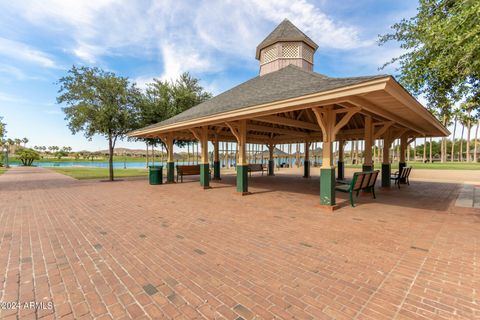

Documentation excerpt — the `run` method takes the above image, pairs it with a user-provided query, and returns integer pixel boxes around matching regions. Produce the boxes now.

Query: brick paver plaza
[1,167,479,319]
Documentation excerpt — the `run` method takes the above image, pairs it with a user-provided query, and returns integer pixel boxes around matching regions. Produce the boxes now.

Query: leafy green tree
[380,0,479,162]
[15,148,40,166]
[380,0,480,105]
[134,72,212,153]
[57,66,140,181]
[55,150,68,159]
[0,116,6,141]
[460,98,477,162]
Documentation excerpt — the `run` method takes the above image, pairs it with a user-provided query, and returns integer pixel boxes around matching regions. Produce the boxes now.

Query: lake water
[14,160,236,168]
[10,157,320,168]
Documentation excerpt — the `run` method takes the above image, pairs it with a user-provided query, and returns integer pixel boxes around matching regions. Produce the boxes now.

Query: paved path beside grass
[0,166,479,319]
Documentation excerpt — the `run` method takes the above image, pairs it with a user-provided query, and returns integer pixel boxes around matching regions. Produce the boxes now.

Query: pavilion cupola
[256,19,318,76]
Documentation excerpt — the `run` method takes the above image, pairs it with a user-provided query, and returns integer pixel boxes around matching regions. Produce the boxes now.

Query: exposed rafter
[255,115,320,131]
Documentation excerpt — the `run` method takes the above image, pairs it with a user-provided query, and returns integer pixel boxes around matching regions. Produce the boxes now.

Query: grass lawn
[10,156,150,163]
[49,167,148,180]
[0,168,7,175]
[345,161,480,170]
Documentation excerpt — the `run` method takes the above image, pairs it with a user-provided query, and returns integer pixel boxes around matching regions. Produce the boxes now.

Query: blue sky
[0,0,422,151]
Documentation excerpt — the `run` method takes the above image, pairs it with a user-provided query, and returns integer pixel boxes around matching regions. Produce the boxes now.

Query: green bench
[248,163,265,176]
[335,170,379,207]
[176,165,211,183]
[391,166,412,188]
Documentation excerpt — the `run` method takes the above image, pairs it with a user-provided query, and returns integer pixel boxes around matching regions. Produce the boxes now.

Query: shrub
[15,148,40,166]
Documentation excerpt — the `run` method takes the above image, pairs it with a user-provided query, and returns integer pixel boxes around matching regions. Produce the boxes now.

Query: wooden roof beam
[247,123,309,137]
[255,115,320,131]
[347,96,426,135]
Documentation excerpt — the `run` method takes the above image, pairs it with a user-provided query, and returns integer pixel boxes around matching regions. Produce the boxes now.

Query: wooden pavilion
[129,19,448,210]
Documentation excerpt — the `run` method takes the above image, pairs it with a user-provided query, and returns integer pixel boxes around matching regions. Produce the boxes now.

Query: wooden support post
[296,143,300,168]
[226,120,249,194]
[337,139,345,180]
[213,136,221,180]
[161,133,175,183]
[313,105,359,209]
[399,134,407,183]
[189,126,211,189]
[382,129,392,188]
[267,143,275,176]
[363,115,373,171]
[303,141,311,178]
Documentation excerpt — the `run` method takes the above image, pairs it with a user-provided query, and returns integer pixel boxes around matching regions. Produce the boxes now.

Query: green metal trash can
[149,166,163,185]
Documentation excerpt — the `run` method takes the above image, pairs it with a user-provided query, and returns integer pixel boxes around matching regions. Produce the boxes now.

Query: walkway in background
[0,167,479,319]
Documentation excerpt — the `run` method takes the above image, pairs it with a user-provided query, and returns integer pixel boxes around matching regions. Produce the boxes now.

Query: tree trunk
[450,115,457,162]
[355,140,358,164]
[474,119,479,163]
[473,119,480,162]
[350,141,354,163]
[145,143,149,168]
[466,120,471,162]
[152,144,155,165]
[423,137,426,162]
[196,142,199,164]
[413,139,416,161]
[108,134,114,181]
[459,124,465,162]
[429,137,433,163]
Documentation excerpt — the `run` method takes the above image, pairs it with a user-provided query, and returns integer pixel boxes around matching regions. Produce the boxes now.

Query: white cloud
[0,37,58,68]
[2,0,371,79]
[248,0,367,49]
[0,64,28,80]
[159,42,214,81]
[0,91,26,103]
[344,45,406,73]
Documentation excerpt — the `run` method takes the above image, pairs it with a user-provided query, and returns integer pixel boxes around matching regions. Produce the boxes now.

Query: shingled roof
[137,65,388,132]
[255,19,319,59]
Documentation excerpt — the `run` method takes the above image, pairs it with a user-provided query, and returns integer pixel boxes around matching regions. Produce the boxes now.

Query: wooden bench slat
[335,170,379,207]
[176,165,211,183]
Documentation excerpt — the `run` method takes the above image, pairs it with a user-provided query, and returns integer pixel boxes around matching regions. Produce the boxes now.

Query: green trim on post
[200,163,210,188]
[381,163,391,187]
[337,161,344,180]
[236,165,248,193]
[362,164,373,171]
[320,167,336,206]
[167,162,175,183]
[213,161,221,180]
[399,162,406,183]
[268,160,275,176]
[303,160,310,178]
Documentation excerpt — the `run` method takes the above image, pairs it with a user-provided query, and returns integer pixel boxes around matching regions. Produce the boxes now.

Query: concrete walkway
[0,167,479,319]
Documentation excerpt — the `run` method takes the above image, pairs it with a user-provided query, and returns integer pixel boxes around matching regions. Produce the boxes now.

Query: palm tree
[22,137,28,147]
[474,118,479,163]
[423,137,426,162]
[450,110,459,162]
[429,137,433,163]
[460,99,476,162]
